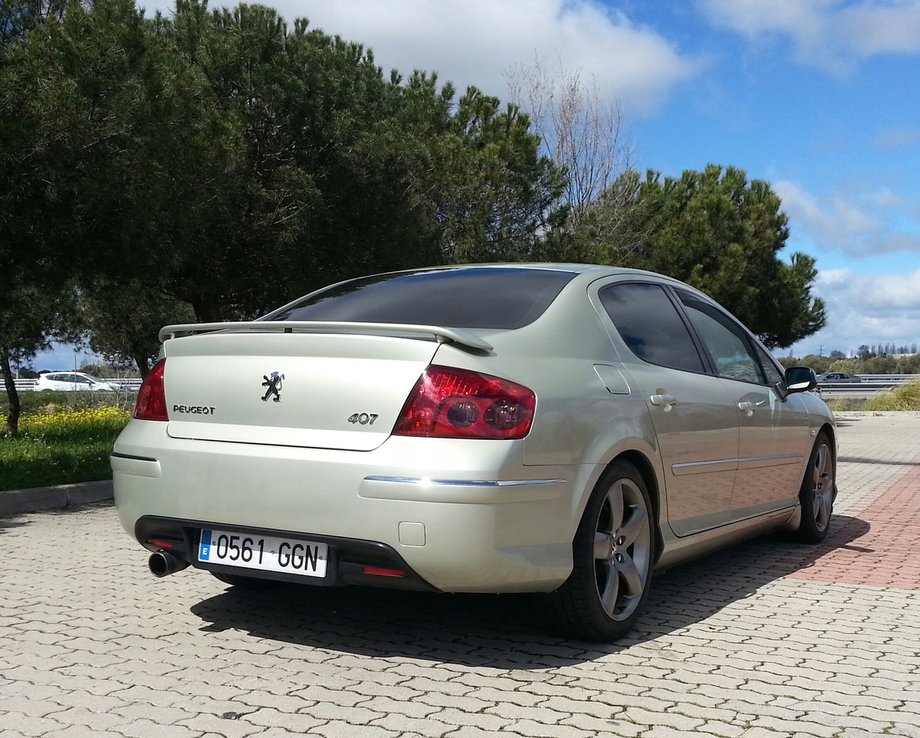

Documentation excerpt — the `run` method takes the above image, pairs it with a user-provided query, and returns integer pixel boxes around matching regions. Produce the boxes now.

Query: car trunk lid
[162,329,449,451]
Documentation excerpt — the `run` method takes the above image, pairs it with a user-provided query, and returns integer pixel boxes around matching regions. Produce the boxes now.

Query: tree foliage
[122,1,560,312]
[0,0,88,433]
[78,281,195,375]
[575,165,826,348]
[2,0,563,309]
[0,279,78,434]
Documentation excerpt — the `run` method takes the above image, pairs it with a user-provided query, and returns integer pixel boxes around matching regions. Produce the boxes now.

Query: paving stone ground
[1,412,918,738]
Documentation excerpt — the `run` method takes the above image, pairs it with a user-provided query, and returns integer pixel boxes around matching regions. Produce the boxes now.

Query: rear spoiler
[158,321,493,352]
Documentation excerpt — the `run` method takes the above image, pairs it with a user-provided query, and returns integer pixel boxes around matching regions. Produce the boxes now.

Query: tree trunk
[133,351,152,378]
[1,347,22,436]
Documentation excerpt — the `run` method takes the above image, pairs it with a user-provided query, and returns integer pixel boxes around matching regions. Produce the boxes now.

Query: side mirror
[785,366,817,394]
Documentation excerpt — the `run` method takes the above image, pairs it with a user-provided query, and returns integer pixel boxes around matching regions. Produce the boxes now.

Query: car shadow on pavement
[189,513,871,668]
[637,513,870,641]
[0,517,29,535]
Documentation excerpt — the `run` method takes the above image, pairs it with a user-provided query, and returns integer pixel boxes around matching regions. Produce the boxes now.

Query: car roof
[466,262,719,303]
[435,263,706,290]
[301,262,701,295]
[398,263,669,278]
[261,262,721,332]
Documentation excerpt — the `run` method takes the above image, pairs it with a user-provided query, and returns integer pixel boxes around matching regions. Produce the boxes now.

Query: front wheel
[545,460,655,641]
[795,431,836,543]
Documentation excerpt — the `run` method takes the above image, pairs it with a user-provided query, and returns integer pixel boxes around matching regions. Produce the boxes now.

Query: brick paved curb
[0,479,112,517]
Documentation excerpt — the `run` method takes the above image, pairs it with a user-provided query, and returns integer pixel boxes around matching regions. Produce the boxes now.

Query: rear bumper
[113,420,577,593]
[135,515,436,591]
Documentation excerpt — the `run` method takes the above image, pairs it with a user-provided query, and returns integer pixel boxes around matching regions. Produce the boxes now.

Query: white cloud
[814,267,920,318]
[843,1,920,56]
[792,266,920,355]
[776,179,920,354]
[775,179,920,256]
[876,127,920,150]
[142,0,705,115]
[699,0,920,73]
[697,0,831,40]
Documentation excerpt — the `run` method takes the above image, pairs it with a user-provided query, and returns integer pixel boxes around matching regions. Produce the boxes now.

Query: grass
[825,397,869,412]
[825,381,920,413]
[864,379,920,411]
[1,392,131,492]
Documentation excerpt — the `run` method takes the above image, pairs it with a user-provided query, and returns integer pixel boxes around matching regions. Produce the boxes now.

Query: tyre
[795,431,836,544]
[546,460,655,641]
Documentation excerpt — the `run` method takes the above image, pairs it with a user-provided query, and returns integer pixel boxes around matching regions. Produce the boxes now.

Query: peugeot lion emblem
[261,371,284,402]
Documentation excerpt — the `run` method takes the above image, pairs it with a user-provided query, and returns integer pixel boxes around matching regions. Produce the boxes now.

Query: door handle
[650,393,678,410]
[738,400,765,415]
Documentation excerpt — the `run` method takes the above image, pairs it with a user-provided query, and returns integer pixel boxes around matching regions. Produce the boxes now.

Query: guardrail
[817,374,916,397]
[849,374,917,383]
[11,378,142,392]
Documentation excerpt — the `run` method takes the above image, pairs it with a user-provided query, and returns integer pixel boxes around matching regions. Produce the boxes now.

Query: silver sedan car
[112,264,836,641]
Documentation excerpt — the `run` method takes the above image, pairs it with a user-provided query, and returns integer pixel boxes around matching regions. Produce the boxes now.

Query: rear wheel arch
[570,449,664,566]
[611,450,664,564]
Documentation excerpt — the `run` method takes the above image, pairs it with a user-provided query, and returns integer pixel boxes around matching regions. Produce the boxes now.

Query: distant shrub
[865,381,920,412]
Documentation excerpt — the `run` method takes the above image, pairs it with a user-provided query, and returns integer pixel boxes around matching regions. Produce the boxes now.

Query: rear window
[267,268,576,330]
[600,282,705,373]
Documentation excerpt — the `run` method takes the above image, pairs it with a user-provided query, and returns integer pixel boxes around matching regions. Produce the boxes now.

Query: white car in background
[34,371,116,392]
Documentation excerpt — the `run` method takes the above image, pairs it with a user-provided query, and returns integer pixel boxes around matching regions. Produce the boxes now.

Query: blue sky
[32,0,920,369]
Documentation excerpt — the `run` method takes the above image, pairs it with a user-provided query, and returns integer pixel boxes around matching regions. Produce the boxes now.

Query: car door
[53,373,75,390]
[598,282,740,537]
[674,291,810,518]
[746,343,814,508]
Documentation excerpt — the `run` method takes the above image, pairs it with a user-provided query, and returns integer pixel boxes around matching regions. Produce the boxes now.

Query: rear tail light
[134,359,168,421]
[394,365,535,439]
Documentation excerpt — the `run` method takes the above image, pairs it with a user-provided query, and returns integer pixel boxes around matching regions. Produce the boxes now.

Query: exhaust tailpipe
[148,550,190,578]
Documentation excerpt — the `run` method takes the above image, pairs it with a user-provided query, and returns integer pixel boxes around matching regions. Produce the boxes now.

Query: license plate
[198,528,328,578]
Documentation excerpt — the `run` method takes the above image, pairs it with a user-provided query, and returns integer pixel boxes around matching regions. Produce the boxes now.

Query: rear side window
[268,268,576,330]
[600,283,705,373]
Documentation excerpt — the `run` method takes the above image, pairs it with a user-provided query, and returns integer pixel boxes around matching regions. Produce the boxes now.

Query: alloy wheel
[592,477,652,622]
